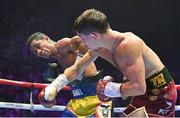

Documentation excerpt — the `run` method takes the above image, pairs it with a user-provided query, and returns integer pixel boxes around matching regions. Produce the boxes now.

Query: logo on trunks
[158,101,172,115]
[150,73,166,88]
[72,89,83,97]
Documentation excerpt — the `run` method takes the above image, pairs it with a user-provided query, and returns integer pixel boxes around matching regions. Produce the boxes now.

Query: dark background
[0,0,180,117]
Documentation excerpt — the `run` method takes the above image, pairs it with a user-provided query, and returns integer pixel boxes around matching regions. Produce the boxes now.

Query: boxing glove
[97,76,123,102]
[96,79,111,102]
[38,87,56,108]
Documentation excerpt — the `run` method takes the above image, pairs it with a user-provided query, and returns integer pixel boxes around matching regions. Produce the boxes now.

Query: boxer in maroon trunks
[122,67,177,117]
[41,9,177,117]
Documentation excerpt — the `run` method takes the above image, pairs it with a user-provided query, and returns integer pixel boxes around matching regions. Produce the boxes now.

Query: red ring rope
[0,78,71,90]
[0,78,179,90]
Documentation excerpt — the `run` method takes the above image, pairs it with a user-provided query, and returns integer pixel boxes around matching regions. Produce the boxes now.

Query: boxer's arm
[56,35,86,53]
[43,50,98,101]
[56,38,75,53]
[120,53,146,96]
[98,37,146,99]
[116,37,146,97]
[71,35,89,54]
[64,49,98,81]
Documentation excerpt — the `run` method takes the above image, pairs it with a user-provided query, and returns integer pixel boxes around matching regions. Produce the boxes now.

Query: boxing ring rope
[0,78,71,90]
[0,78,180,113]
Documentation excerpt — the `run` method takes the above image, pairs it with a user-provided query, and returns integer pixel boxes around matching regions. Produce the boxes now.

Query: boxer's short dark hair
[26,32,45,50]
[74,9,110,35]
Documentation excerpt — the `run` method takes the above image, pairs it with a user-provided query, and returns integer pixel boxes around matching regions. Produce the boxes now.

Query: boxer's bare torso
[96,31,164,79]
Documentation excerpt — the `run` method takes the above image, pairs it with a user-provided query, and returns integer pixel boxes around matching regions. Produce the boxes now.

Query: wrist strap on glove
[51,74,69,92]
[104,82,123,98]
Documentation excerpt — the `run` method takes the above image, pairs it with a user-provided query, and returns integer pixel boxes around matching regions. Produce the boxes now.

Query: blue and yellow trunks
[67,83,100,116]
[64,71,112,117]
[66,83,112,117]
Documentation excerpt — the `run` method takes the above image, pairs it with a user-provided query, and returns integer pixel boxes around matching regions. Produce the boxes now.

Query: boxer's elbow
[134,83,146,95]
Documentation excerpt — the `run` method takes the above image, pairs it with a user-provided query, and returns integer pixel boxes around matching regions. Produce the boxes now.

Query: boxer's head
[27,32,55,59]
[74,9,110,50]
[74,8,109,35]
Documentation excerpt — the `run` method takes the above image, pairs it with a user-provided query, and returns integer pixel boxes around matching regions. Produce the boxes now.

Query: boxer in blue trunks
[27,32,112,117]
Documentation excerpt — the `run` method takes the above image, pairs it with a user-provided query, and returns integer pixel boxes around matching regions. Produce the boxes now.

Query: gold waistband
[145,67,172,89]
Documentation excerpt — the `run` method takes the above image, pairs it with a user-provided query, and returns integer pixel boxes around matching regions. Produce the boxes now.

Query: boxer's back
[141,43,164,78]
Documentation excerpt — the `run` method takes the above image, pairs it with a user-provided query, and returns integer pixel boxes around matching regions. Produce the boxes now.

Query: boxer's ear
[43,35,49,41]
[90,32,97,40]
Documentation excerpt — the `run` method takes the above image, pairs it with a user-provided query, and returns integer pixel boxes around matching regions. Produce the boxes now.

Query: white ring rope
[0,102,179,113]
[0,102,66,111]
